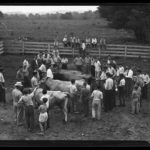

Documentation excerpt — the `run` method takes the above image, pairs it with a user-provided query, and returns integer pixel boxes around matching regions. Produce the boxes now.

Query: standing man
[94,58,101,80]
[74,55,83,72]
[80,82,90,117]
[31,71,39,89]
[126,66,134,100]
[104,72,114,112]
[12,82,24,126]
[0,66,6,105]
[81,40,86,57]
[84,55,91,74]
[91,85,103,121]
[16,66,24,83]
[69,79,78,113]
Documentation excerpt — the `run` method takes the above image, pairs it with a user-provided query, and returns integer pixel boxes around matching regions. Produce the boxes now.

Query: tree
[98,4,150,43]
[60,12,73,20]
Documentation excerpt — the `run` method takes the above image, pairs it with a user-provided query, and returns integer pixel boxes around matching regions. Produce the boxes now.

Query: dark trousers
[142,84,148,99]
[62,64,67,70]
[25,105,34,131]
[118,86,125,106]
[23,76,31,88]
[104,90,113,112]
[91,65,95,77]
[0,84,6,104]
[125,78,133,98]
[82,99,89,116]
[76,65,82,72]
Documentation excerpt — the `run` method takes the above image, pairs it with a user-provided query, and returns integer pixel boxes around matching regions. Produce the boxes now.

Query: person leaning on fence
[91,85,103,121]
[100,37,106,51]
[12,82,24,126]
[63,34,68,48]
[85,36,91,49]
[80,82,90,117]
[0,67,6,105]
[61,57,68,70]
[91,37,97,48]
[131,84,140,114]
[81,40,86,57]
[18,87,37,132]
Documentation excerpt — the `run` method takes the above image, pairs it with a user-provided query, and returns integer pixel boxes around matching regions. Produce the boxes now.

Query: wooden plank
[127,48,150,52]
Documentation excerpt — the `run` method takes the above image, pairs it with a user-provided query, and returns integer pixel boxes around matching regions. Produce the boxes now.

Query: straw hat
[15,82,23,87]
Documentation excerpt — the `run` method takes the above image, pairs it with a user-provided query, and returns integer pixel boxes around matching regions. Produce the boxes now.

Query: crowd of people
[0,48,150,136]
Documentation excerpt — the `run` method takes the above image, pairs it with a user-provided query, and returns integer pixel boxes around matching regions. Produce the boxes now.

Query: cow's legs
[63,97,68,123]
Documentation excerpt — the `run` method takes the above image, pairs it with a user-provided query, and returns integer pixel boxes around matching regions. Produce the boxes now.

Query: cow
[34,88,70,123]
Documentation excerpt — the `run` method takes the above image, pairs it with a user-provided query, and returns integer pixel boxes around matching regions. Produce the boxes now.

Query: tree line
[1,10,99,20]
[98,4,150,44]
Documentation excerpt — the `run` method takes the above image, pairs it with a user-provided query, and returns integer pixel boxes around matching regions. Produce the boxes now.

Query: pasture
[0,17,135,44]
[0,54,150,141]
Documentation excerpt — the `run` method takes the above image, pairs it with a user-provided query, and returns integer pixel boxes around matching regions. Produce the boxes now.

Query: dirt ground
[0,54,150,141]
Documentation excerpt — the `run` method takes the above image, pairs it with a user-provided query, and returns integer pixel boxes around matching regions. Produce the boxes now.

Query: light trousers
[92,100,101,120]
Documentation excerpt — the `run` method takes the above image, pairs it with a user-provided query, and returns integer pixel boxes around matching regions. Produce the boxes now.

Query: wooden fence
[3,40,150,59]
[0,41,4,55]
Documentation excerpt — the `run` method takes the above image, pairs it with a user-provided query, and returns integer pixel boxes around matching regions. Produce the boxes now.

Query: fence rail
[3,40,150,59]
[0,41,4,55]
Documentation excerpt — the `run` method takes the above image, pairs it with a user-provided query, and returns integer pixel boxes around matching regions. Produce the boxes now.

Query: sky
[0,6,98,15]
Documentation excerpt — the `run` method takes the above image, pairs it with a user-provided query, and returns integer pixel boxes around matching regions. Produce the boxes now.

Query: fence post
[48,43,50,53]
[22,41,25,55]
[99,44,101,59]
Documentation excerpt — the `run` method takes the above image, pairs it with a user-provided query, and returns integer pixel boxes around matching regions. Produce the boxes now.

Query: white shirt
[92,38,97,44]
[91,90,103,101]
[119,66,124,75]
[39,64,46,73]
[31,76,38,88]
[94,61,101,72]
[40,94,50,109]
[119,78,125,87]
[100,71,107,80]
[47,68,53,79]
[23,59,29,68]
[105,78,113,90]
[126,69,133,79]
[63,37,67,42]
[142,74,150,84]
[82,43,86,50]
[69,84,77,95]
[0,72,5,83]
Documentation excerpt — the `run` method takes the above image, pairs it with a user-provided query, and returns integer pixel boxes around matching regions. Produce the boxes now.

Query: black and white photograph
[0,4,150,146]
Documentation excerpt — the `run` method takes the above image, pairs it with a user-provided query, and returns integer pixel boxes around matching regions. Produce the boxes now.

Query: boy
[131,85,140,114]
[38,98,48,136]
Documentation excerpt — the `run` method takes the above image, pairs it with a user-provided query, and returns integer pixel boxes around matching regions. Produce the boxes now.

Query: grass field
[0,54,150,141]
[0,18,135,44]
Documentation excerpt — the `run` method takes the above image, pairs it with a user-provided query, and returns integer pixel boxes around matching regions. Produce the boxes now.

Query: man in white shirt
[38,63,46,80]
[69,79,78,113]
[92,37,97,48]
[81,41,86,57]
[91,85,103,120]
[125,66,134,99]
[118,74,126,107]
[94,58,101,80]
[46,66,54,79]
[104,72,114,112]
[31,71,39,89]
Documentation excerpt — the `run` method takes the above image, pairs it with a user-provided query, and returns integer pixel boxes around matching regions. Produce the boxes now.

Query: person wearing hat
[0,67,6,105]
[12,82,24,126]
[104,72,114,112]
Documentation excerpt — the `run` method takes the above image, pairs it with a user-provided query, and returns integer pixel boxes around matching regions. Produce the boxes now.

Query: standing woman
[0,66,6,105]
